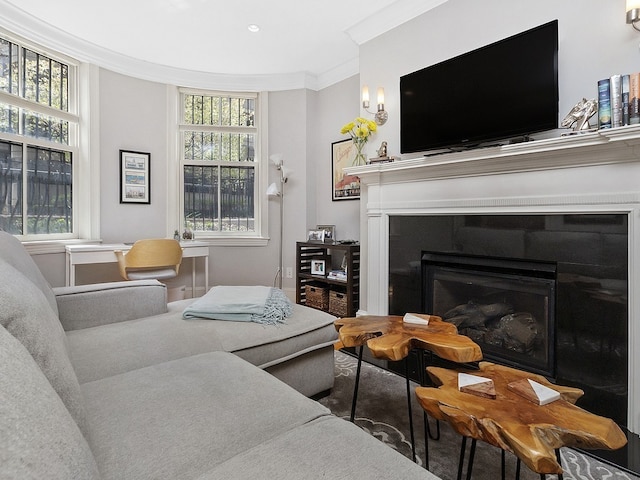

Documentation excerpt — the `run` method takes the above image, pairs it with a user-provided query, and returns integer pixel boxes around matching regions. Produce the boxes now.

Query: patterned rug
[318,350,639,480]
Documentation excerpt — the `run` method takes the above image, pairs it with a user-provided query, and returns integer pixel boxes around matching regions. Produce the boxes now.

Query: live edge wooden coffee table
[415,362,627,479]
[334,314,483,464]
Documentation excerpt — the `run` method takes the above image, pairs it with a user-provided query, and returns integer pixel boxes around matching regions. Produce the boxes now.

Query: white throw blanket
[182,285,292,325]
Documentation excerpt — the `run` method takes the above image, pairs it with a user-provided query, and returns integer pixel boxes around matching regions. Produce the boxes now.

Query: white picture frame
[307,229,325,243]
[317,224,336,243]
[311,259,326,276]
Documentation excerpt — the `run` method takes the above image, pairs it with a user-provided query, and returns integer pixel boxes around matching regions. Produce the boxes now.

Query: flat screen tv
[400,20,558,154]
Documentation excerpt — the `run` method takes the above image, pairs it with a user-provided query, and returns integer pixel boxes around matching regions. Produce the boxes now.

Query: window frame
[0,27,82,242]
[175,87,269,246]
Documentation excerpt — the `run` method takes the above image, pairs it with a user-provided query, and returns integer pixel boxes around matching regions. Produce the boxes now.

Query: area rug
[318,350,640,480]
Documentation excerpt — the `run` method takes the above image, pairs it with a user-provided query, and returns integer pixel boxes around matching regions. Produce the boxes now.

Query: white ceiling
[0,0,448,90]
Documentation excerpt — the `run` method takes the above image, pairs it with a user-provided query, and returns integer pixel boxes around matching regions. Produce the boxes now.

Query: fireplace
[346,133,640,471]
[387,214,628,427]
[422,252,556,377]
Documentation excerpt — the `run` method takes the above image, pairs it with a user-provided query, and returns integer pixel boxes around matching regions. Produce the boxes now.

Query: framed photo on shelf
[311,259,326,276]
[307,229,325,243]
[317,224,335,243]
[331,139,360,201]
[120,150,150,204]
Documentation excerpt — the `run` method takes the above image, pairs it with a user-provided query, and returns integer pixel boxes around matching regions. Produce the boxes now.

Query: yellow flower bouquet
[340,117,377,166]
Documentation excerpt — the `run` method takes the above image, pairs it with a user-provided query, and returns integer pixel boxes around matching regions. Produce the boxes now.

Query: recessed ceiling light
[247,24,260,33]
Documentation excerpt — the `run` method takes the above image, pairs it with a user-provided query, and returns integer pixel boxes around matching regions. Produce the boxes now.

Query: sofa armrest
[53,280,168,331]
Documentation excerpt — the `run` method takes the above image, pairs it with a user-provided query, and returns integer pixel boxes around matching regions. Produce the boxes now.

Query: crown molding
[346,0,449,45]
[315,57,360,91]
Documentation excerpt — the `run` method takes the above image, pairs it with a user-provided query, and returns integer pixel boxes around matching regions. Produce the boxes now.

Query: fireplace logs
[443,303,542,355]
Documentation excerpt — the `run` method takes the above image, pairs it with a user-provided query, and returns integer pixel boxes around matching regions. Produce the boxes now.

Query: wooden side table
[334,314,483,464]
[415,362,627,478]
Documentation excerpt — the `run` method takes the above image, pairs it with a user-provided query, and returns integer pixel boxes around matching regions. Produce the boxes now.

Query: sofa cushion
[185,303,338,368]
[0,325,100,480]
[67,301,337,384]
[200,416,437,480]
[81,351,331,480]
[66,308,226,383]
[0,231,59,316]
[54,280,168,331]
[0,261,88,436]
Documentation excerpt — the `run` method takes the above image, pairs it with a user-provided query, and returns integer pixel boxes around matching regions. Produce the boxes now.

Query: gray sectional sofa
[0,231,438,480]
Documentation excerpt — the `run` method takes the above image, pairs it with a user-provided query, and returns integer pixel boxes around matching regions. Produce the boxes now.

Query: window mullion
[21,142,27,234]
[217,165,222,231]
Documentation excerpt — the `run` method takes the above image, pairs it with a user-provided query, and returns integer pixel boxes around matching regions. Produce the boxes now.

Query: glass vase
[352,139,367,166]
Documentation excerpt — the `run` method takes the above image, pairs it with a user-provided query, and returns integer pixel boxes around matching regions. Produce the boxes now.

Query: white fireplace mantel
[346,125,640,434]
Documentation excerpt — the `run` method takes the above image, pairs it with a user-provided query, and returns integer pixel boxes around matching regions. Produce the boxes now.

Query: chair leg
[349,346,364,423]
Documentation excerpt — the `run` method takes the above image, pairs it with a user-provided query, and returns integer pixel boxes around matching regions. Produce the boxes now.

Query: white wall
[313,75,362,242]
[359,0,639,160]
[99,69,169,243]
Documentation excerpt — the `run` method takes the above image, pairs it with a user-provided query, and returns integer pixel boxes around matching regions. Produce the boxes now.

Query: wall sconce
[627,0,640,31]
[362,85,388,125]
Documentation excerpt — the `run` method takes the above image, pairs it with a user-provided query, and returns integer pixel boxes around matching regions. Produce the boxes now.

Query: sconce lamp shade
[362,85,370,107]
[628,0,640,28]
[266,182,280,197]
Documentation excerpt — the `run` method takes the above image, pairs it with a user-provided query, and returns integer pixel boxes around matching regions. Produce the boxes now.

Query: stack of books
[327,270,347,281]
[598,73,640,129]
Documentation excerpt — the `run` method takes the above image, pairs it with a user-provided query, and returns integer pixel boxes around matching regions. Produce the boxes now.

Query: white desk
[65,242,209,296]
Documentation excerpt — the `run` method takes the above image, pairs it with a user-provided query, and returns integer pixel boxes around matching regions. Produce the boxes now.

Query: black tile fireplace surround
[388,214,628,429]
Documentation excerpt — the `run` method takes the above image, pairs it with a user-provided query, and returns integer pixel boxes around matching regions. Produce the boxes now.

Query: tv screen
[400,20,558,154]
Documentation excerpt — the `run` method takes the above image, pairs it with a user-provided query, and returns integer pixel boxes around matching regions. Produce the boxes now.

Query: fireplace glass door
[423,253,556,377]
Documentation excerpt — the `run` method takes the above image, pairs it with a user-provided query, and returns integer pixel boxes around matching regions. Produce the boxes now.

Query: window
[0,34,78,239]
[179,90,265,239]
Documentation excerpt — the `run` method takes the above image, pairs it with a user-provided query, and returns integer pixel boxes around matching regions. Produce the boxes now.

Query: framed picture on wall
[120,150,150,204]
[331,139,360,201]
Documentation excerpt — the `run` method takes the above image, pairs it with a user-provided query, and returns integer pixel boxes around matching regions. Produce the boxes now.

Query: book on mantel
[598,78,612,129]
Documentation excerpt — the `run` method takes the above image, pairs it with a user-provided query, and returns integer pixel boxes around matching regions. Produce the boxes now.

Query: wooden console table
[334,314,483,464]
[415,362,627,477]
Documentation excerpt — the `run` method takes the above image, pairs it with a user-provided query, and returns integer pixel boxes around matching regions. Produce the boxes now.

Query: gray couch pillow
[0,324,100,480]
[0,231,59,316]
[0,261,88,437]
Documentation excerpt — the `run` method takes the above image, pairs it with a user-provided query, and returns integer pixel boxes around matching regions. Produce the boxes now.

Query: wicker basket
[305,284,329,310]
[329,290,348,317]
